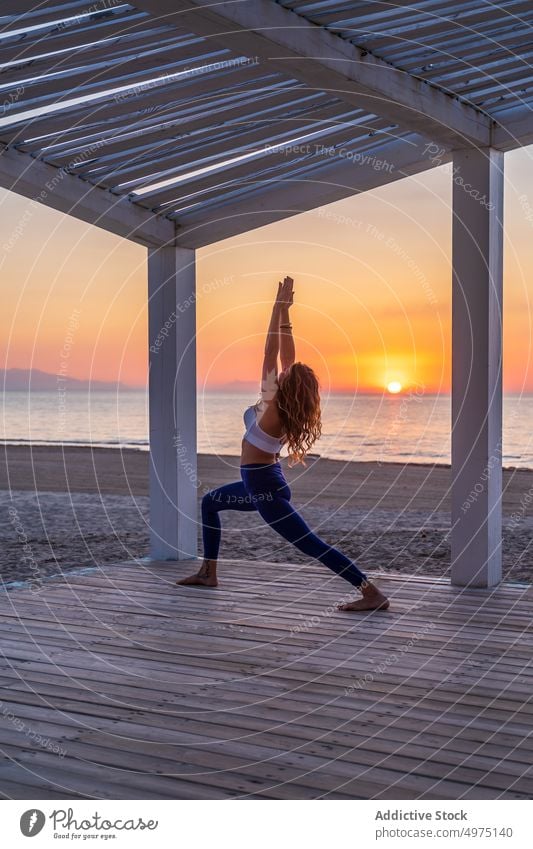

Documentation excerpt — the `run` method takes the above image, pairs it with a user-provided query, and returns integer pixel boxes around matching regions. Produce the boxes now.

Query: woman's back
[241,398,284,465]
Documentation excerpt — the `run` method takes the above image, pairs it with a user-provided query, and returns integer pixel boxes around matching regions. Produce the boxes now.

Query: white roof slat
[441,60,533,96]
[16,79,299,154]
[318,11,470,36]
[278,0,533,120]
[107,102,369,192]
[395,28,533,74]
[161,149,327,218]
[166,123,398,221]
[0,40,230,115]
[0,2,136,42]
[306,0,528,35]
[288,0,463,29]
[372,26,533,72]
[425,50,533,94]
[46,91,333,172]
[133,0,492,147]
[345,12,532,60]
[133,111,385,207]
[0,1,91,25]
[142,136,338,212]
[31,84,316,161]
[491,94,533,117]
[163,119,396,217]
[282,0,532,70]
[476,81,533,108]
[0,66,285,142]
[289,1,473,30]
[75,99,358,188]
[133,134,336,210]
[0,31,203,88]
[377,11,533,54]
[0,10,160,64]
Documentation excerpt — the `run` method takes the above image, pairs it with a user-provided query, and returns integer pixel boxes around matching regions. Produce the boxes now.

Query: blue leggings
[201,462,367,588]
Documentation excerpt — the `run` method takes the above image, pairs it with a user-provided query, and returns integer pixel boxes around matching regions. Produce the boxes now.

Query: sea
[1,390,532,468]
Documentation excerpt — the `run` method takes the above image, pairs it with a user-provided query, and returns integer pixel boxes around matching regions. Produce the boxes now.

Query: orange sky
[1,147,532,394]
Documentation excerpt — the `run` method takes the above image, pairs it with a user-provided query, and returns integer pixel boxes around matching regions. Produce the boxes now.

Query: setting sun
[387,381,403,394]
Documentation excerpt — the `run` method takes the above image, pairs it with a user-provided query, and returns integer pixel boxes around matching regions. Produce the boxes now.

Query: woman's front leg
[176,481,256,587]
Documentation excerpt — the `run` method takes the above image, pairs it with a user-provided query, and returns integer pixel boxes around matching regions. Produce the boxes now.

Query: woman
[178,277,390,612]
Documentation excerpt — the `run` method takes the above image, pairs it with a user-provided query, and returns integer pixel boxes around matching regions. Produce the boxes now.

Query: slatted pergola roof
[1,0,532,248]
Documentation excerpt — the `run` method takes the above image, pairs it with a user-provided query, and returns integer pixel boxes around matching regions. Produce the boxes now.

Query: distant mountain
[208,380,259,393]
[1,368,139,391]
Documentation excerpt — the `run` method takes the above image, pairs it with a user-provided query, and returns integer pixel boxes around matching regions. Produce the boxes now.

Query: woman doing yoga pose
[178,277,389,612]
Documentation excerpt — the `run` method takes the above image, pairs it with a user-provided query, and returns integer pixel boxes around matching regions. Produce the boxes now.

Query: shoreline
[2,440,533,473]
[1,444,532,587]
[3,443,533,510]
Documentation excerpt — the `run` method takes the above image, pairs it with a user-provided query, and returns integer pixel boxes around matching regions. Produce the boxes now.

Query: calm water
[1,390,533,467]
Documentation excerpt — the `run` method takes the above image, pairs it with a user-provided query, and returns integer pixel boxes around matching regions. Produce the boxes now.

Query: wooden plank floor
[0,560,532,800]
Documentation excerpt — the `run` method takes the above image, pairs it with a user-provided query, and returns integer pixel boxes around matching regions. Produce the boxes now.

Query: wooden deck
[0,560,532,800]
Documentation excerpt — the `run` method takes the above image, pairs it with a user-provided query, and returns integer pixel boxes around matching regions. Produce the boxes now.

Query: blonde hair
[276,362,322,465]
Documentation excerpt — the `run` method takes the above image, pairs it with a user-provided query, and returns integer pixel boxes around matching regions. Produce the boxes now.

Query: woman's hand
[264,276,294,384]
[275,276,294,309]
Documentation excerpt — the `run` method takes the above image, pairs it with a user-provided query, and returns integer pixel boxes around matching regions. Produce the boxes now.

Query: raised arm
[261,299,280,383]
[261,277,293,402]
[279,276,295,371]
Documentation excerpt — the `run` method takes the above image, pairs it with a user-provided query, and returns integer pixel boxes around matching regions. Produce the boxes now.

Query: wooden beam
[133,0,492,149]
[451,147,504,588]
[148,246,198,560]
[0,143,175,248]
[173,132,450,247]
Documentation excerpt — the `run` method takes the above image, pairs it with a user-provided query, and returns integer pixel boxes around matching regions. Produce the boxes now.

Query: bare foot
[338,581,390,612]
[176,560,218,587]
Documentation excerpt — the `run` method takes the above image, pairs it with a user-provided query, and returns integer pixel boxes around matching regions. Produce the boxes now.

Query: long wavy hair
[276,362,322,465]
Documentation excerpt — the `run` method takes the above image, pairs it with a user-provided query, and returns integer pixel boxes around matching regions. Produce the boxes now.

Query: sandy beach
[1,445,532,586]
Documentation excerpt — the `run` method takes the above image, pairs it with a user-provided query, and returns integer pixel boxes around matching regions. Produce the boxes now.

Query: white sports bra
[243,404,284,454]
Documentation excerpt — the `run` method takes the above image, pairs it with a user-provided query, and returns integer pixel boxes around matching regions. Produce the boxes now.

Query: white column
[147,246,197,560]
[451,148,504,587]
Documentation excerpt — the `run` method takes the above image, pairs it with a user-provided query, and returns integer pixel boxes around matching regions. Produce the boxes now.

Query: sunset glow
[1,149,533,394]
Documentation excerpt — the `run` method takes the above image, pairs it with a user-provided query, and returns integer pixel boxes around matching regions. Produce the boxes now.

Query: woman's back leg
[255,495,367,588]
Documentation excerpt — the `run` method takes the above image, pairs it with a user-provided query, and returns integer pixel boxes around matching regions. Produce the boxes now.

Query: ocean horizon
[2,389,533,469]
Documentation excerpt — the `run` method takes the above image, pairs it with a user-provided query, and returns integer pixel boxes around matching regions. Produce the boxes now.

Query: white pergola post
[451,148,504,587]
[147,246,198,560]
